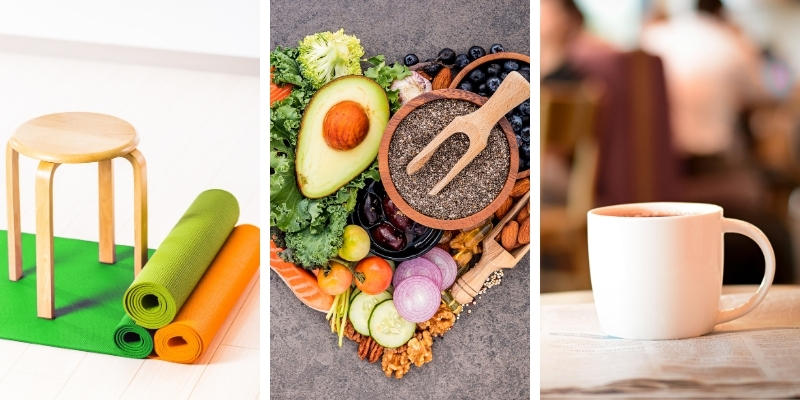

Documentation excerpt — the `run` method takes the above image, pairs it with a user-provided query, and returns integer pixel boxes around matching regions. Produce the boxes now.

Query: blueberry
[515,135,523,148]
[519,143,530,163]
[506,109,518,119]
[403,54,419,67]
[468,69,485,84]
[519,158,530,171]
[457,81,474,92]
[520,126,530,143]
[486,63,501,76]
[521,115,530,125]
[518,99,530,116]
[509,115,523,133]
[517,69,530,82]
[520,64,530,72]
[489,44,505,54]
[486,76,502,93]
[478,92,489,97]
[454,54,470,70]
[478,83,487,93]
[468,46,486,61]
[437,48,456,64]
[423,58,441,76]
[503,60,519,72]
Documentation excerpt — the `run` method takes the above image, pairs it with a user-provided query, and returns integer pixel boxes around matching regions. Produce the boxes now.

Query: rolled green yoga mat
[113,315,154,358]
[123,189,239,329]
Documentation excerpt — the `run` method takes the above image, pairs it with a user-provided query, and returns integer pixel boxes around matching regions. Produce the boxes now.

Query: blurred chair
[568,47,682,207]
[540,81,602,291]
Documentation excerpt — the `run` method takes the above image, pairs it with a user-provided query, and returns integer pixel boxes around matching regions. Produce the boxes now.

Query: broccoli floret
[297,29,365,89]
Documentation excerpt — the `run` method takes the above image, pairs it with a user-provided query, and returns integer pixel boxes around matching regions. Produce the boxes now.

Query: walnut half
[406,331,433,367]
[417,303,456,337]
[382,347,411,379]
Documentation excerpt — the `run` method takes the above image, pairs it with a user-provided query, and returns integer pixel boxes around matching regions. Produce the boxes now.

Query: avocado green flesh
[296,75,390,199]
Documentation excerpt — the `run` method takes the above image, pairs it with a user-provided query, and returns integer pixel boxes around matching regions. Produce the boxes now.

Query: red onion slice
[393,275,441,323]
[421,247,457,290]
[393,258,442,289]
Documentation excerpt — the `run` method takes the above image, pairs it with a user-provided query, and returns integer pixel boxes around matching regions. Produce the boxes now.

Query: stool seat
[11,112,139,164]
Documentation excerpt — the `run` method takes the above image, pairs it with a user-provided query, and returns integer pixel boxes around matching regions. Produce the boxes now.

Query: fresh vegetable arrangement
[270,32,528,379]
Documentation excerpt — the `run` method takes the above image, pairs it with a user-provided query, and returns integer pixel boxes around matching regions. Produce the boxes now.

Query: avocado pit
[322,100,370,151]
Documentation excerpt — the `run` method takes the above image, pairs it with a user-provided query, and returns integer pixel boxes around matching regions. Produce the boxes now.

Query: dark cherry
[372,223,406,251]
[383,196,411,231]
[361,193,381,225]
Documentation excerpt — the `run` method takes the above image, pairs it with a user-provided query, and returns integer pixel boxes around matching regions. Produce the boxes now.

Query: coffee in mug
[588,202,774,340]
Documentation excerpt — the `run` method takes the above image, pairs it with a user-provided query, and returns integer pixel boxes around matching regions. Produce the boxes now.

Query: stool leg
[36,161,59,319]
[98,160,115,264]
[123,150,147,276]
[6,143,22,281]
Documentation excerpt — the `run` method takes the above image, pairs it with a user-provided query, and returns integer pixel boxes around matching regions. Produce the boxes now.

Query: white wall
[0,0,259,59]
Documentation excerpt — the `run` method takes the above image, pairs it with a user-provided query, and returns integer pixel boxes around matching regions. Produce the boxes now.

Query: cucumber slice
[348,291,392,336]
[368,299,416,348]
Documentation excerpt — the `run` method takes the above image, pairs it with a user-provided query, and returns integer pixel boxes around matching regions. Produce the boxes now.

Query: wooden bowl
[378,89,519,230]
[449,52,531,179]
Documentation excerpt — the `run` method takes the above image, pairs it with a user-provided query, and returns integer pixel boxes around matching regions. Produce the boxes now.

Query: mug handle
[715,218,776,325]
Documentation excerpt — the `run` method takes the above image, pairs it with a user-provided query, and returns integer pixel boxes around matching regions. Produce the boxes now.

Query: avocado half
[295,75,390,198]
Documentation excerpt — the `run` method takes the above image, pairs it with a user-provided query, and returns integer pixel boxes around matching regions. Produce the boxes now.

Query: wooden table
[541,285,800,305]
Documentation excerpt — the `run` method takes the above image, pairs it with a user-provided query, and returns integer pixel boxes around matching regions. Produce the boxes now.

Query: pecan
[368,341,385,363]
[357,336,375,360]
[344,321,364,343]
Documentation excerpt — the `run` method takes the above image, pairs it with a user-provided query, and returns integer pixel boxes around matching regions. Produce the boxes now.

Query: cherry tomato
[318,261,352,296]
[354,256,393,295]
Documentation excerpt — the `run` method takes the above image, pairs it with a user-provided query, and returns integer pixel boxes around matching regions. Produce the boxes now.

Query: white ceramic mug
[587,202,775,340]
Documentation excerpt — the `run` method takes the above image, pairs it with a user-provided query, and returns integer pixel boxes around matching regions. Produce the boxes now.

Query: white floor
[0,51,260,399]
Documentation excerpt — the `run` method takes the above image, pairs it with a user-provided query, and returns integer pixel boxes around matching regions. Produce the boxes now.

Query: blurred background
[541,0,800,292]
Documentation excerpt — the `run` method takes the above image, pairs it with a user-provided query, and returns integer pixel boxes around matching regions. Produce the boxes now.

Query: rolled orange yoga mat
[153,224,260,363]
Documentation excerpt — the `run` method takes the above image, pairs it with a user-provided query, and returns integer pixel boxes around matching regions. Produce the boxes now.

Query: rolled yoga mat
[153,224,260,363]
[123,189,239,329]
[113,315,154,358]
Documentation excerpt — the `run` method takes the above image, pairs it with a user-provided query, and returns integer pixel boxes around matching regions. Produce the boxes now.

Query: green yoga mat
[113,315,154,358]
[123,189,239,329]
[0,231,155,357]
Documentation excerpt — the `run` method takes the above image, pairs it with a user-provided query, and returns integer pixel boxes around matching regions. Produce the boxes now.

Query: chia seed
[388,99,510,220]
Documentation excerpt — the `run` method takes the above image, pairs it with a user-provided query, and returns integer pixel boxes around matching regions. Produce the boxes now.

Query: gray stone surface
[270,1,530,398]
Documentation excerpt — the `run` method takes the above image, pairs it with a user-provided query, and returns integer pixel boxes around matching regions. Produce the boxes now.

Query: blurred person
[640,0,768,172]
[641,0,793,284]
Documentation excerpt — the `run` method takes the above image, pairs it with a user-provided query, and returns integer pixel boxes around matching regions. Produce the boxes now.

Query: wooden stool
[6,112,148,319]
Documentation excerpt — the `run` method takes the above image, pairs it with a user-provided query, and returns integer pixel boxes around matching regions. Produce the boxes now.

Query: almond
[432,68,452,90]
[517,217,530,245]
[515,204,529,224]
[510,178,530,198]
[500,221,519,252]
[495,196,513,220]
[417,71,432,81]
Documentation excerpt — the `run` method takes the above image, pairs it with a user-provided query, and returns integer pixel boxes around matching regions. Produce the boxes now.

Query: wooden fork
[406,71,530,195]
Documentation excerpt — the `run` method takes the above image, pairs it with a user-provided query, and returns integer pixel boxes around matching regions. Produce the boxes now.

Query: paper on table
[541,290,800,398]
